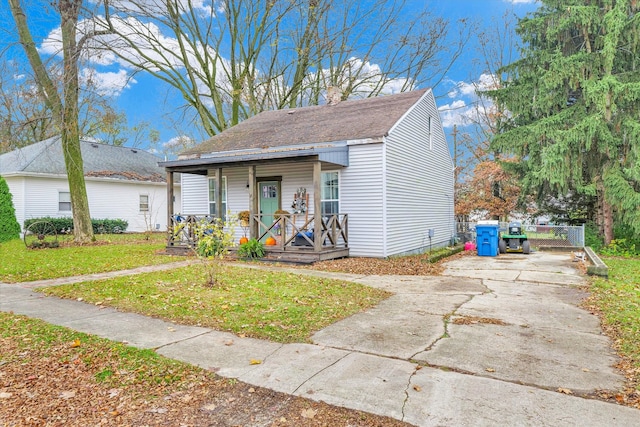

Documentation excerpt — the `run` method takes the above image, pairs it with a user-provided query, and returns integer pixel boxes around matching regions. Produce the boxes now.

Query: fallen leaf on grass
[70,339,81,348]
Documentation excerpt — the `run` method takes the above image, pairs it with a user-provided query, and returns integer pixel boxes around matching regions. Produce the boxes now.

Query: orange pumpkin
[265,236,277,246]
[239,236,249,245]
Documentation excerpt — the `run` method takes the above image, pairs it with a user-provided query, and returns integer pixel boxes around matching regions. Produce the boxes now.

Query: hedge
[23,217,128,235]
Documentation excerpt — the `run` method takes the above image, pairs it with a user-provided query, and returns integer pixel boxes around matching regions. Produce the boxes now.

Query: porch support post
[249,165,257,239]
[214,168,223,220]
[313,160,322,251]
[166,170,174,230]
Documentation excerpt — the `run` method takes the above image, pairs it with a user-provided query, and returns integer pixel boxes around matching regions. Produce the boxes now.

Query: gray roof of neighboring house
[0,136,167,182]
[183,89,430,157]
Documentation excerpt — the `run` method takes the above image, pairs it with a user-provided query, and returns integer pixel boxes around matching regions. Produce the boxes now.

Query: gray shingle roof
[0,136,166,182]
[183,89,429,156]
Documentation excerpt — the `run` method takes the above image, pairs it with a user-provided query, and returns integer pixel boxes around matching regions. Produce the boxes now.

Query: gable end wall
[384,90,454,256]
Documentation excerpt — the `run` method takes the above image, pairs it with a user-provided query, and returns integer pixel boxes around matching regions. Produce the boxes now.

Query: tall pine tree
[486,0,640,243]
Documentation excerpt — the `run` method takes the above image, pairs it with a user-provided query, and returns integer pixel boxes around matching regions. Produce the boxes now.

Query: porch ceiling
[160,143,348,175]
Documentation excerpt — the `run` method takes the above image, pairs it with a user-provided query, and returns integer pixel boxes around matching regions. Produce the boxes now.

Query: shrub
[237,238,266,259]
[92,219,127,234]
[584,222,604,252]
[24,217,128,234]
[0,176,20,243]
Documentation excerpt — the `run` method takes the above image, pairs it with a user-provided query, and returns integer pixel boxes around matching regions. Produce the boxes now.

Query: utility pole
[451,124,459,189]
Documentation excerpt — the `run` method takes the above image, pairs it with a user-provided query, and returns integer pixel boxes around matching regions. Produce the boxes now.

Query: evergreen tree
[485,0,640,244]
[0,176,21,243]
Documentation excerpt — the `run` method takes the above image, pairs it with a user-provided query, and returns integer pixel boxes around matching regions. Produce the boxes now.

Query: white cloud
[439,73,501,128]
[80,68,135,96]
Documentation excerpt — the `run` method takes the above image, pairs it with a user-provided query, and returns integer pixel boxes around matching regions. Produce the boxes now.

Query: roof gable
[184,89,430,156]
[0,137,165,182]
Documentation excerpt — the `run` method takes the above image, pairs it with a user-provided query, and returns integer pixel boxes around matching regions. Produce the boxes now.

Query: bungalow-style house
[161,88,454,261]
[0,136,181,233]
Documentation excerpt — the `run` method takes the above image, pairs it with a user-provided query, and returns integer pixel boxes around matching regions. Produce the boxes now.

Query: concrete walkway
[1,253,639,426]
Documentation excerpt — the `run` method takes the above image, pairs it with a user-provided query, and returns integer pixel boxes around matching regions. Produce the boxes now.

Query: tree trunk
[596,177,614,245]
[60,0,93,242]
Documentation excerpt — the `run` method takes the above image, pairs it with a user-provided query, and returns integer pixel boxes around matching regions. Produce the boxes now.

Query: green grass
[590,257,640,375]
[0,312,207,389]
[0,234,184,283]
[41,263,391,343]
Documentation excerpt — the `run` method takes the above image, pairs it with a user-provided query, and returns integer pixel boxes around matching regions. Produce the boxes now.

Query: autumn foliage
[455,159,523,220]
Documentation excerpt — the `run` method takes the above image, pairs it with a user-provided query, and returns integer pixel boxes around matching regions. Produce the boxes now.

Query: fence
[455,222,585,249]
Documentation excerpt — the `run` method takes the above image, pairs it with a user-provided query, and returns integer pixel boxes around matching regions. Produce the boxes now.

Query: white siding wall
[180,173,209,214]
[340,143,385,257]
[6,175,179,233]
[383,89,455,256]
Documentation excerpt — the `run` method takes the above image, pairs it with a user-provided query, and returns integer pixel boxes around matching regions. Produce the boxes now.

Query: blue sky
[0,0,540,154]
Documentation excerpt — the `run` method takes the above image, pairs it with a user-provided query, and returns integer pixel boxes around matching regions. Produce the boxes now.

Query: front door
[258,181,280,239]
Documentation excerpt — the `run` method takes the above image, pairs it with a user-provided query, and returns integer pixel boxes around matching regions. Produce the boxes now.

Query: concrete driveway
[309,251,634,425]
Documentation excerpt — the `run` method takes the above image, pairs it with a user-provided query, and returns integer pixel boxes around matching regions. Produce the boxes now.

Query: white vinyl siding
[181,173,209,214]
[384,89,454,256]
[340,142,385,257]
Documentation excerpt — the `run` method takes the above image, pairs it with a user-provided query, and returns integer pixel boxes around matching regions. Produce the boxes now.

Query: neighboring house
[0,136,181,233]
[161,88,454,259]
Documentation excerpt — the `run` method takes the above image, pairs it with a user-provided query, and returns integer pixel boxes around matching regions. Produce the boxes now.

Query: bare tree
[94,0,472,136]
[0,60,156,153]
[9,0,95,242]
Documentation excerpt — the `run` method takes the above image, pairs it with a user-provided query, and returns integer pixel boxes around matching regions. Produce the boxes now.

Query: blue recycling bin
[476,223,500,257]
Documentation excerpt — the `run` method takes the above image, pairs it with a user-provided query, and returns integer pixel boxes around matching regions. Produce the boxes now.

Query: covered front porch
[161,147,350,263]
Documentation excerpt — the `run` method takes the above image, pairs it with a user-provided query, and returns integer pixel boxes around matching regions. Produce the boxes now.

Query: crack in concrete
[291,351,353,395]
[408,279,496,361]
[153,330,223,351]
[401,364,421,422]
[409,294,475,360]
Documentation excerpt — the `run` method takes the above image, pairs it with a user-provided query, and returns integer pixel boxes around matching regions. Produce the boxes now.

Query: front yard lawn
[0,235,184,283]
[589,256,640,406]
[40,263,391,343]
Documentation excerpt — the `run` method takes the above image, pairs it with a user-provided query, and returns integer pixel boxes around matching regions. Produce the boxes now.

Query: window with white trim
[321,171,339,215]
[139,194,149,212]
[208,176,227,218]
[59,192,71,212]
